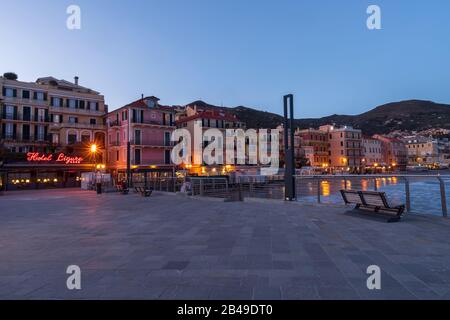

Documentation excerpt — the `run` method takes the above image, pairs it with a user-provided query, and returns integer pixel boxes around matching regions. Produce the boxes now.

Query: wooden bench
[116,184,129,195]
[340,190,405,223]
[134,186,152,197]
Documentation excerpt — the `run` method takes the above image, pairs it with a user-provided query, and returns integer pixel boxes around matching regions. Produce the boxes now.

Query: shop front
[2,152,98,191]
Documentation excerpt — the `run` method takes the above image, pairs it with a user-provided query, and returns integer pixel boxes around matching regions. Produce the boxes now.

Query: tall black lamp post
[284,94,296,201]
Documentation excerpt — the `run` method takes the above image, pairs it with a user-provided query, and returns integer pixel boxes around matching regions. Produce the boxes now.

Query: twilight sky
[1,0,450,118]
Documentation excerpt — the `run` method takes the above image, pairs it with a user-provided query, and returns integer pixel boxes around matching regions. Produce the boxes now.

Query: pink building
[373,135,408,170]
[106,96,176,179]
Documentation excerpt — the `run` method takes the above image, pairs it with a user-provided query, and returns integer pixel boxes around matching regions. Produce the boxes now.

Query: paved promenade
[0,189,449,299]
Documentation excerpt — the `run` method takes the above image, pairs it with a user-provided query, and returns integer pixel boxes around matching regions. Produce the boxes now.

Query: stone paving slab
[0,189,450,300]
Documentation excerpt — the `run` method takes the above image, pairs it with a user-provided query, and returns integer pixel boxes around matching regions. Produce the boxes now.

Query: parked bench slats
[340,190,405,223]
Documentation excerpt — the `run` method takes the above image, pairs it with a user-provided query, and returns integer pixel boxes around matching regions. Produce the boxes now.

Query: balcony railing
[1,113,50,122]
[129,139,174,147]
[49,122,106,130]
[49,106,104,116]
[131,119,175,127]
[1,134,52,144]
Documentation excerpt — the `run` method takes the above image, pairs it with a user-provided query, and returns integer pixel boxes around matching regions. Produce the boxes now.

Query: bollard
[404,177,411,213]
[438,177,448,218]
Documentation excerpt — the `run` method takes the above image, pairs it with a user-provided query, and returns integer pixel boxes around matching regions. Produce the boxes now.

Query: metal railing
[292,174,450,217]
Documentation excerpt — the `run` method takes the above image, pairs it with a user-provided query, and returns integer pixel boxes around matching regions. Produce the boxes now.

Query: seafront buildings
[0,74,107,190]
[3,74,450,191]
[106,96,176,181]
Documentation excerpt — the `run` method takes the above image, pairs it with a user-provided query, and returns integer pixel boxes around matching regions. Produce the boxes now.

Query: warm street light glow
[90,144,97,153]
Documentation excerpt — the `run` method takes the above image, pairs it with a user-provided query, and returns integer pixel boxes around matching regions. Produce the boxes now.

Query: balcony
[109,120,121,127]
[131,119,175,127]
[49,106,105,117]
[1,134,51,144]
[1,113,49,123]
[129,139,175,148]
[49,122,106,130]
[1,96,48,107]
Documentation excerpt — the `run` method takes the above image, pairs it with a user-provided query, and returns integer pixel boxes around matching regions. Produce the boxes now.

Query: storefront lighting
[53,178,58,182]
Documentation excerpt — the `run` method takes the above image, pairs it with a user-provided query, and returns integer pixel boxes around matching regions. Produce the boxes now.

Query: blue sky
[1,0,450,118]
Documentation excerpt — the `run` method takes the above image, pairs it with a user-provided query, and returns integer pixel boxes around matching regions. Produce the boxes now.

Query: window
[68,99,76,108]
[68,117,78,124]
[122,111,127,121]
[52,134,59,144]
[51,97,61,107]
[23,106,31,121]
[90,118,96,125]
[4,88,15,97]
[37,125,45,141]
[89,102,97,111]
[116,132,120,144]
[5,123,14,139]
[5,105,15,120]
[22,124,30,140]
[81,134,90,143]
[37,109,45,122]
[68,134,77,144]
[116,150,119,161]
[164,132,171,146]
[35,92,45,101]
[134,149,141,165]
[134,129,141,145]
[165,150,171,164]
[53,114,61,123]
[22,90,30,99]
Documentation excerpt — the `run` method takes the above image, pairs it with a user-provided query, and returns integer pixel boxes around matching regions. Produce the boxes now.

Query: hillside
[230,100,450,135]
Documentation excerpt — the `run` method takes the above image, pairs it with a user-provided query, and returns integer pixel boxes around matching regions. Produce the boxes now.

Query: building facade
[106,96,176,180]
[404,137,439,165]
[373,135,408,170]
[362,136,383,167]
[297,128,329,168]
[319,125,363,171]
[0,75,107,190]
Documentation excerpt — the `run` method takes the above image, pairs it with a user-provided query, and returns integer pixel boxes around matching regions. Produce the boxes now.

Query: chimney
[74,76,79,85]
[141,94,144,99]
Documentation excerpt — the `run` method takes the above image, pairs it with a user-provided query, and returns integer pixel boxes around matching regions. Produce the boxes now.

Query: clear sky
[1,0,450,118]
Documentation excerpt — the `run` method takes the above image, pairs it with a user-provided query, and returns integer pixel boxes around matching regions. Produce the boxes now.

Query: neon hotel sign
[26,152,84,164]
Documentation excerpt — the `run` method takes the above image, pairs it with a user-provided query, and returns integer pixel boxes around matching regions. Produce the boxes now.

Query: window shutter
[60,115,63,123]
[75,100,79,109]
[13,106,18,120]
[34,125,38,140]
[1,87,5,96]
[50,114,54,122]
[45,109,49,122]
[75,117,78,123]
[44,126,48,141]
[96,102,99,111]
[33,92,37,100]
[1,124,5,138]
[132,109,136,123]
[87,101,90,110]
[34,108,38,122]
[2,105,6,119]
[44,93,48,101]
[140,110,144,123]
[13,89,17,97]
[13,124,17,139]
[50,97,54,106]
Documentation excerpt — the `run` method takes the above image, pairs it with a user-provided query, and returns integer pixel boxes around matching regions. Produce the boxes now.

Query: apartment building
[404,137,439,165]
[297,128,329,167]
[106,96,176,180]
[362,136,383,166]
[319,125,363,171]
[0,74,107,190]
[373,135,408,170]
[176,101,245,175]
